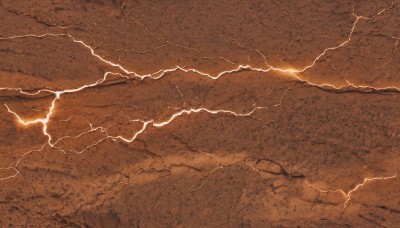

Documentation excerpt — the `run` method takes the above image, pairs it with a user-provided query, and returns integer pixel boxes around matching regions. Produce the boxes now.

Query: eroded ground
[0,0,400,227]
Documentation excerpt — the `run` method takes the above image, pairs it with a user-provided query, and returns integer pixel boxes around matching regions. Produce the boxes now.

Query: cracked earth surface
[0,0,400,227]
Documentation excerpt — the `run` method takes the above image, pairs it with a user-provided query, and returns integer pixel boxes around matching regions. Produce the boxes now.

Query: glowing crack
[305,173,398,210]
[0,5,394,169]
[0,2,398,93]
[0,3,398,222]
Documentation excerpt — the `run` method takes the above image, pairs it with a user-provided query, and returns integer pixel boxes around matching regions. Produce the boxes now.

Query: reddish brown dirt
[1,0,400,227]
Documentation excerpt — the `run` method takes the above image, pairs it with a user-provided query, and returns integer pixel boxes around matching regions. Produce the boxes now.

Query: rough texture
[0,0,399,227]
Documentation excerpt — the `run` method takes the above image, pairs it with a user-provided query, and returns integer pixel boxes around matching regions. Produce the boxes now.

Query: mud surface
[1,0,400,227]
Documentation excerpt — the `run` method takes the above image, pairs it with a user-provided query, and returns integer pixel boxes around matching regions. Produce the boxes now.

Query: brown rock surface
[0,0,399,227]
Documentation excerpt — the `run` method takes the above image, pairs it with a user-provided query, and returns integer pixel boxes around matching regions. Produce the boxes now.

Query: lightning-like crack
[0,2,398,223]
[305,173,398,211]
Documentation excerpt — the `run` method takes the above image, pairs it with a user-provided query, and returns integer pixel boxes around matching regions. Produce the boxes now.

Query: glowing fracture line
[46,90,285,156]
[2,87,284,171]
[0,33,298,87]
[37,103,275,155]
[0,167,19,182]
[113,106,268,143]
[0,3,396,186]
[0,3,398,94]
[3,71,117,144]
[0,4,396,220]
[291,4,394,73]
[305,173,398,210]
